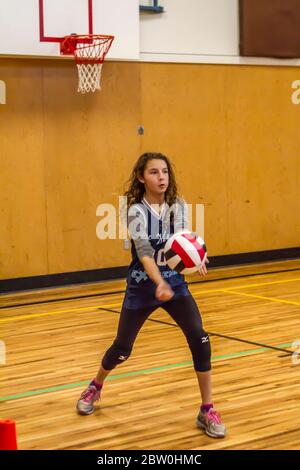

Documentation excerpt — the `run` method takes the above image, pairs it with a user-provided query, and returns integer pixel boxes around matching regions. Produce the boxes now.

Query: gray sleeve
[128,205,155,259]
[173,198,189,232]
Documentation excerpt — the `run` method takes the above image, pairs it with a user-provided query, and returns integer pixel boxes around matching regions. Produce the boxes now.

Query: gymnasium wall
[140,0,300,67]
[140,0,239,63]
[0,58,300,279]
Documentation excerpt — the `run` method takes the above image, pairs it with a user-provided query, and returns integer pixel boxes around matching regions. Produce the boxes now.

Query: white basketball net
[71,35,114,94]
[77,63,102,93]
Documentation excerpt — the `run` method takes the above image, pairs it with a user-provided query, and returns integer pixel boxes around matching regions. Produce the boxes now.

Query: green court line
[0,342,293,403]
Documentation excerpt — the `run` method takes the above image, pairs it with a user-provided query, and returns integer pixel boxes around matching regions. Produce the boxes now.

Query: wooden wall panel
[225,65,300,253]
[0,59,140,279]
[141,63,300,255]
[140,63,229,255]
[0,60,48,278]
[42,61,140,273]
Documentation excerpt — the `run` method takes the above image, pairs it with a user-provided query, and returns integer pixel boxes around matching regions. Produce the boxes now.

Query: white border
[140,52,300,67]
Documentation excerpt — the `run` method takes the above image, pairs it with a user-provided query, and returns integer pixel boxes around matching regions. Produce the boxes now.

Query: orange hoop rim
[60,34,115,64]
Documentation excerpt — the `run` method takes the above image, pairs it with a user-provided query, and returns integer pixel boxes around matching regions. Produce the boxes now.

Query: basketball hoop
[61,34,114,93]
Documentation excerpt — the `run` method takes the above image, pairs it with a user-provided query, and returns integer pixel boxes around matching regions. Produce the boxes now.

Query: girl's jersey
[123,197,190,309]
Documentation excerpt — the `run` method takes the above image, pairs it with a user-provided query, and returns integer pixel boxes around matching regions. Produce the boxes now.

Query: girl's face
[139,159,169,196]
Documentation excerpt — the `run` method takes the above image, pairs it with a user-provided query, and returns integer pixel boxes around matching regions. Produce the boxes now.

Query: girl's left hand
[198,256,209,276]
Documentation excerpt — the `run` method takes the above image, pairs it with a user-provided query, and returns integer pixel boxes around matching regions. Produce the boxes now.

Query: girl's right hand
[198,256,210,276]
[155,281,174,302]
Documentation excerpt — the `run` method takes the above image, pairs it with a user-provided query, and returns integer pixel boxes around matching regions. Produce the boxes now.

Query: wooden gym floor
[1,259,300,450]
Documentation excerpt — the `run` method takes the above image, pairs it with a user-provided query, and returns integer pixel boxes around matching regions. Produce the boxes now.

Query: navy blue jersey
[123,198,189,309]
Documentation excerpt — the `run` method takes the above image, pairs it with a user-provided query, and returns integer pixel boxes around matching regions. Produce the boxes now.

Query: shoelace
[81,386,98,402]
[207,409,222,425]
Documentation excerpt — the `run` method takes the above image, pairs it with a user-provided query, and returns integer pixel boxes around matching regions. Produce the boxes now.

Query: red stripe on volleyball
[182,233,206,262]
[172,239,195,268]
[198,247,206,261]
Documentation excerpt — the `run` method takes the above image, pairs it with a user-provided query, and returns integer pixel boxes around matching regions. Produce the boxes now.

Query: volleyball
[164,231,207,274]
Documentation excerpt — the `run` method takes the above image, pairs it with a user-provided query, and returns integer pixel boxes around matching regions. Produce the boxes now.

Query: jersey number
[156,248,167,266]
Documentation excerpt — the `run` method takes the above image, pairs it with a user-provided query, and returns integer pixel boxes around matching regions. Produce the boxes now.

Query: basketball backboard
[0,0,139,59]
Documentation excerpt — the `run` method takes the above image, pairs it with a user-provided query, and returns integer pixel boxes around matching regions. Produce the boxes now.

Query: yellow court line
[0,304,122,323]
[222,277,300,291]
[220,289,300,307]
[194,277,300,296]
[1,275,300,324]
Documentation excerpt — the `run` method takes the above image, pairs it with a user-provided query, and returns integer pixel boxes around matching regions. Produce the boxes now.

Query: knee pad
[186,329,211,372]
[101,340,132,370]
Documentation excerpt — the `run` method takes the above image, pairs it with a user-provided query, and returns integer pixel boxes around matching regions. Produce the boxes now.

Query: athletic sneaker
[76,385,101,415]
[196,408,226,438]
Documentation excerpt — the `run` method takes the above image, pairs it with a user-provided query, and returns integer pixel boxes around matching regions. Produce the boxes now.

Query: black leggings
[102,294,211,372]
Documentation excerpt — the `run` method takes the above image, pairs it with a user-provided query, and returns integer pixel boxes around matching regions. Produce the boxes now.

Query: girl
[76,152,226,438]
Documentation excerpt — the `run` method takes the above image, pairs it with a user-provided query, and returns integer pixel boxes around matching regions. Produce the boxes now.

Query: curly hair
[124,152,178,208]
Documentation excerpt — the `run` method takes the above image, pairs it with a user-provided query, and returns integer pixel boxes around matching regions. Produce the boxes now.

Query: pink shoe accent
[206,408,222,425]
[80,386,99,403]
